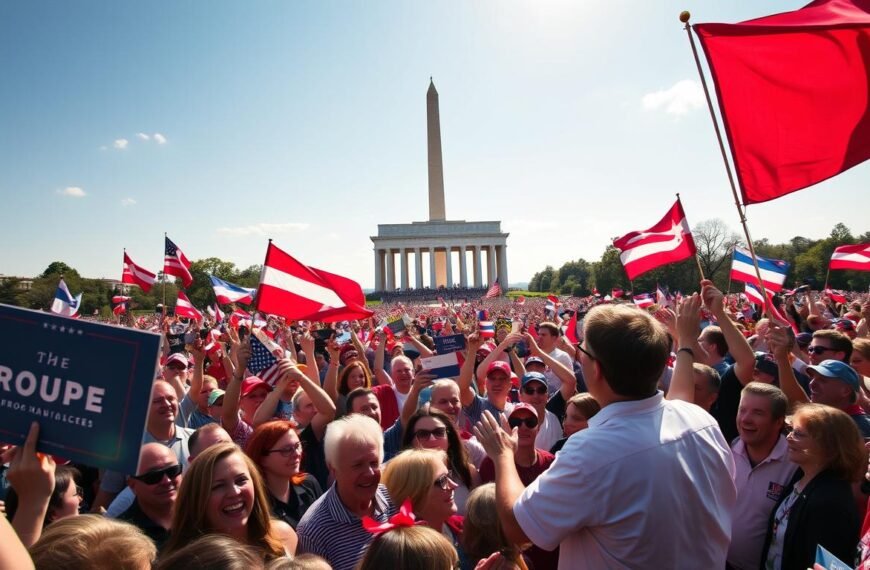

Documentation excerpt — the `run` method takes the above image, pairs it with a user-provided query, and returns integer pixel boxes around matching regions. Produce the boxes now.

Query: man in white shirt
[535,322,575,395]
[475,303,737,569]
[728,382,797,570]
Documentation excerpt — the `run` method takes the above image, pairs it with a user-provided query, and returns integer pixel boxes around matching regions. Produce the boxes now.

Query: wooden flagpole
[676,193,706,281]
[681,11,772,317]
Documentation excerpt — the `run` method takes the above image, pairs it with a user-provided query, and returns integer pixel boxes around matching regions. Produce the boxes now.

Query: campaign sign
[434,334,466,355]
[814,545,851,570]
[0,305,161,474]
[420,353,461,379]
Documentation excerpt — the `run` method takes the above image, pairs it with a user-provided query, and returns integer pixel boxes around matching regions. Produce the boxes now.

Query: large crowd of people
[2,284,870,569]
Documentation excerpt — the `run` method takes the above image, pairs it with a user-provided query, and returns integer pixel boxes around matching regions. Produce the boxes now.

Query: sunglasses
[433,471,457,491]
[264,442,303,457]
[807,346,835,355]
[414,427,448,441]
[522,385,548,395]
[131,464,182,485]
[508,416,539,429]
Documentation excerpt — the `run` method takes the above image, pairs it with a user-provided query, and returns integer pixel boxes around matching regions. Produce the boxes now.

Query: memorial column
[385,249,395,291]
[445,247,453,288]
[487,245,496,285]
[400,247,409,290]
[497,245,508,289]
[374,249,383,292]
[473,246,482,287]
[415,248,424,289]
[459,245,468,288]
[429,247,437,288]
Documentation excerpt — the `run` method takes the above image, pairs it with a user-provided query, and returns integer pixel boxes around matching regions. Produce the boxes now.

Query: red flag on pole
[122,252,157,293]
[175,291,203,321]
[257,242,373,322]
[695,1,870,204]
[564,310,579,344]
[612,199,697,280]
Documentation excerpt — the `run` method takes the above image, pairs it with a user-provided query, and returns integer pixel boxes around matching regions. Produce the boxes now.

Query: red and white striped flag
[175,291,203,321]
[824,288,847,304]
[164,236,193,288]
[829,243,870,272]
[613,198,697,280]
[257,242,373,322]
[633,293,655,308]
[122,252,157,293]
[484,280,502,299]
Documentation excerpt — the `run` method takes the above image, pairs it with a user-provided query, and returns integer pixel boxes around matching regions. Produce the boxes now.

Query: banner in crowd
[434,333,466,354]
[0,304,161,474]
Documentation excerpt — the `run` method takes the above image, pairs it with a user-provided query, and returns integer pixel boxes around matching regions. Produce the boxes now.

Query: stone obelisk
[427,78,448,286]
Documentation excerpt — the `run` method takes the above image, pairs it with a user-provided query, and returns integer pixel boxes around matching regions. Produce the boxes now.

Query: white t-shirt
[535,409,563,451]
[513,393,736,569]
[544,347,575,394]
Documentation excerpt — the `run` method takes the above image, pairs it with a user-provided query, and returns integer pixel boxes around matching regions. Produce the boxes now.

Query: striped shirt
[296,483,396,570]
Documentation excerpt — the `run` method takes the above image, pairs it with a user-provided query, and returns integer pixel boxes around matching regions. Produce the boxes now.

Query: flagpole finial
[679,11,691,24]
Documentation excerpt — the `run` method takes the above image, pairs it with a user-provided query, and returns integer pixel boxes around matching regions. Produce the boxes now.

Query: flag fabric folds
[829,243,870,271]
[209,275,256,305]
[632,293,654,309]
[744,283,765,306]
[164,237,193,288]
[257,242,373,323]
[122,252,157,293]
[730,247,789,292]
[612,199,697,280]
[825,288,848,304]
[479,321,495,338]
[695,0,870,204]
[175,291,203,321]
[249,330,284,386]
[564,311,579,344]
[484,280,502,299]
[50,279,82,317]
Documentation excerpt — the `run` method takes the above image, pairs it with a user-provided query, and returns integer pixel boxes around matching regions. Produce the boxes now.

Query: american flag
[249,333,283,386]
[164,236,193,288]
[484,280,502,299]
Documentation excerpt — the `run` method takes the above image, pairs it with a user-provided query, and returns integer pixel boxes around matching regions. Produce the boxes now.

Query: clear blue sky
[2,1,867,288]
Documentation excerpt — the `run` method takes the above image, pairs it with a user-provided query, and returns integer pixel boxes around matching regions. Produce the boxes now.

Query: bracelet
[676,347,694,359]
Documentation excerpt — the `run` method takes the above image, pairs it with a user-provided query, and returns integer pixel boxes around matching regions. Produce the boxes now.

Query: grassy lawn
[506,290,552,298]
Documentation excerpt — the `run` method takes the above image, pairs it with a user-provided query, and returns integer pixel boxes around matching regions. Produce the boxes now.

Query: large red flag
[695,0,870,204]
[829,243,870,271]
[257,242,373,322]
[122,252,157,293]
[612,199,697,280]
[175,291,203,321]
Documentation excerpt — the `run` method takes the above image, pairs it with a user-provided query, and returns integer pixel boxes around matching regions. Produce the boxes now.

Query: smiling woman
[162,443,296,561]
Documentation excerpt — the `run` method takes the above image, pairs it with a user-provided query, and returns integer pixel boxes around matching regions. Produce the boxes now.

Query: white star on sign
[59,326,66,333]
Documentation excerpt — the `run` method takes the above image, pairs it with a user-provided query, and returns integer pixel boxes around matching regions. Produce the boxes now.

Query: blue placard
[814,545,852,570]
[434,333,466,355]
[0,304,161,474]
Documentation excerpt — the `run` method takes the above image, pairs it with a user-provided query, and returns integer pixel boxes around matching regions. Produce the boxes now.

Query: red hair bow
[361,499,424,534]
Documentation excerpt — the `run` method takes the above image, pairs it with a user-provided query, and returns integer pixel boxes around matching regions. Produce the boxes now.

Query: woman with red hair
[245,420,323,529]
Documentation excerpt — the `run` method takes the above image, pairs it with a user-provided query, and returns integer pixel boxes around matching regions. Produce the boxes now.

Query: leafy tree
[692,219,742,288]
[39,262,79,279]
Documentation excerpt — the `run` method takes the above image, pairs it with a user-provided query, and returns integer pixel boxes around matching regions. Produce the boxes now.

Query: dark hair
[345,387,376,415]
[5,465,80,527]
[584,305,670,398]
[741,382,788,420]
[812,329,853,362]
[401,407,472,489]
[537,322,560,337]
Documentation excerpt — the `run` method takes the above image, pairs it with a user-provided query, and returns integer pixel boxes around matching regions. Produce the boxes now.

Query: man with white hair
[296,414,397,570]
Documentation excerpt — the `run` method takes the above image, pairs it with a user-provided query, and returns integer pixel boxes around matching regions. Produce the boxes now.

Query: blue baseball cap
[521,371,548,388]
[807,360,861,391]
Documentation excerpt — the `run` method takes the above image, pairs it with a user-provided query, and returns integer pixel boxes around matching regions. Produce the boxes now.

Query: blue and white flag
[209,275,256,305]
[743,283,765,306]
[50,279,82,317]
[730,247,789,292]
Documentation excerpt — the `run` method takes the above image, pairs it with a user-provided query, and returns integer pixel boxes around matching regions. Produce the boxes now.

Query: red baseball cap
[241,376,272,397]
[486,361,511,377]
[509,402,539,419]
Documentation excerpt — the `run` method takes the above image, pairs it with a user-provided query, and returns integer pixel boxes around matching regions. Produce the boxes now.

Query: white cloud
[136,133,150,141]
[216,222,309,236]
[121,198,137,206]
[153,133,167,145]
[113,138,129,149]
[641,79,704,116]
[58,187,86,198]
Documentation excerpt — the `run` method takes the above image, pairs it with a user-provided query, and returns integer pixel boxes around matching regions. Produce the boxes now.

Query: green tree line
[528,221,870,296]
[0,258,262,317]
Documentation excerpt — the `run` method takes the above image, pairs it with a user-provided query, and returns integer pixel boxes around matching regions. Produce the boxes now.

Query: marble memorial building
[371,80,509,292]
